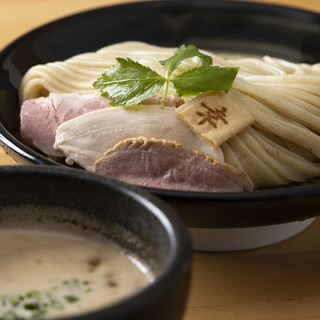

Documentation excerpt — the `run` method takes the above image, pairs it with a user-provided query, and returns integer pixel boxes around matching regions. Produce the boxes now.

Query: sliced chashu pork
[20,92,111,157]
[54,105,224,171]
[95,137,253,192]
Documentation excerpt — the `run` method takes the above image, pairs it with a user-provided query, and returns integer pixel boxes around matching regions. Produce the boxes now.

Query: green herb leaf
[160,44,213,77]
[26,291,40,300]
[64,295,79,303]
[93,44,239,108]
[0,311,20,320]
[171,66,240,96]
[24,302,40,310]
[93,58,165,107]
[31,309,46,318]
[8,297,20,307]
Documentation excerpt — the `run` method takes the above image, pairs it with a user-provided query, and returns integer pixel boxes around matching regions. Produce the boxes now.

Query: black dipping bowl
[0,165,191,320]
[0,0,320,228]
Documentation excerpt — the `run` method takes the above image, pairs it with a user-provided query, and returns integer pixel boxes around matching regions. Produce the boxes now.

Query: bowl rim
[0,0,320,219]
[0,165,192,319]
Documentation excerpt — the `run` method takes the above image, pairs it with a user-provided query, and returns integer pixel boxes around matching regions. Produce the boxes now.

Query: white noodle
[19,41,320,188]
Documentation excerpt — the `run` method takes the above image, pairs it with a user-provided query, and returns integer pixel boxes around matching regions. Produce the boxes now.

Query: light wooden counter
[1,1,320,319]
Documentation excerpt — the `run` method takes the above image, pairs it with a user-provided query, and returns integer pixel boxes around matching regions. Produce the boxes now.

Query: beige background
[1,1,320,319]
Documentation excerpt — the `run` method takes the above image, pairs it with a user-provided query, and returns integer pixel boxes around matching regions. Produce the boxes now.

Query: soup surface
[0,229,152,319]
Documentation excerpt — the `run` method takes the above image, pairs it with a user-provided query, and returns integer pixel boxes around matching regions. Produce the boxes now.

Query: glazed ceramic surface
[0,165,191,320]
[0,0,319,228]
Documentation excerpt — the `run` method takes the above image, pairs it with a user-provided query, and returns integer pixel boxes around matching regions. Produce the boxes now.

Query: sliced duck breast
[94,136,254,192]
[54,105,224,171]
[20,92,111,157]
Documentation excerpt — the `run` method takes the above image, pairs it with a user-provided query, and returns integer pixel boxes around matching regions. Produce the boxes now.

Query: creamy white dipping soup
[0,229,153,319]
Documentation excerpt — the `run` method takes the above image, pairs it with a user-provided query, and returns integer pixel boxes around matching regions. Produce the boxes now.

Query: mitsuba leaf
[160,44,213,77]
[93,58,165,107]
[171,66,240,96]
[93,45,239,107]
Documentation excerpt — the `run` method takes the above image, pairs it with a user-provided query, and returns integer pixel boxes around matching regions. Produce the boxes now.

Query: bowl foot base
[189,218,316,252]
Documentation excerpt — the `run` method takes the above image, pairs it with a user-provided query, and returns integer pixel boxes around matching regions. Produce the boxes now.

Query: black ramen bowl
[0,0,320,229]
[0,165,191,320]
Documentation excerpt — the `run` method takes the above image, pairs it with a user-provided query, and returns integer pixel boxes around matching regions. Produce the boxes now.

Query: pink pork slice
[20,92,111,157]
[94,137,254,192]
